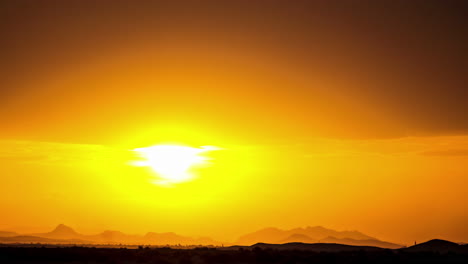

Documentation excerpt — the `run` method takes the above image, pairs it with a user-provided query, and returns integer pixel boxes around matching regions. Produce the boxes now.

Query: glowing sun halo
[132,145,219,186]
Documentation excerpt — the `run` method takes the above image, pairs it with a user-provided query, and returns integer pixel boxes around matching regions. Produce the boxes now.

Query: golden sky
[0,0,467,245]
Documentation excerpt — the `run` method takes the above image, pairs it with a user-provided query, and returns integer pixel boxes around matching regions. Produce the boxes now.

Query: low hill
[403,239,467,253]
[320,236,402,249]
[241,242,386,252]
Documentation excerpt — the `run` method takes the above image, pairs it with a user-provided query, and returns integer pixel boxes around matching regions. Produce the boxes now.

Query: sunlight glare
[132,145,219,186]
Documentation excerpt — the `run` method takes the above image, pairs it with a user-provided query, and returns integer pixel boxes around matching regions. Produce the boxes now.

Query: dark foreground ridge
[228,242,386,252]
[403,239,467,253]
[0,239,467,264]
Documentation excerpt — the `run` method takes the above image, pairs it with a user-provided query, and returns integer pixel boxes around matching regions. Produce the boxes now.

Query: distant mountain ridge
[235,226,402,249]
[1,225,465,254]
[0,224,417,249]
[0,224,223,246]
[280,234,317,244]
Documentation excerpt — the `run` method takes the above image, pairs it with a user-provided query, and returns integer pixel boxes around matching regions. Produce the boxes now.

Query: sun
[132,145,219,186]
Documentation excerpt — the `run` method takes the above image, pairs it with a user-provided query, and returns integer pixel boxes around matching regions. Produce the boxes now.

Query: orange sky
[0,0,467,245]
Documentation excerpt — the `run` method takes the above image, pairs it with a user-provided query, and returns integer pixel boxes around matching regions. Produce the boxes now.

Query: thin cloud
[0,140,131,165]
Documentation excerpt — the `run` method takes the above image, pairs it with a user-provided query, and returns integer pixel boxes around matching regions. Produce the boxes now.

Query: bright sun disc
[132,145,219,186]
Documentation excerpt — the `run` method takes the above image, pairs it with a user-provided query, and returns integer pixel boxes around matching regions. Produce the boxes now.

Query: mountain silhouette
[235,242,386,252]
[320,236,401,249]
[6,224,456,250]
[3,224,223,245]
[280,234,318,244]
[300,226,376,240]
[236,227,286,244]
[235,226,392,247]
[404,239,467,253]
[34,224,81,239]
[87,230,143,244]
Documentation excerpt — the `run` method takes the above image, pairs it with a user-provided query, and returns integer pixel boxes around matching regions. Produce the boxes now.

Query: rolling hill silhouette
[230,242,386,252]
[403,239,468,253]
[87,230,143,244]
[4,224,462,251]
[226,239,467,253]
[0,224,223,245]
[320,236,402,249]
[235,226,401,248]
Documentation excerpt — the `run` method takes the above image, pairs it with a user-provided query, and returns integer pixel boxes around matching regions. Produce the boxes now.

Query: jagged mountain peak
[50,224,78,235]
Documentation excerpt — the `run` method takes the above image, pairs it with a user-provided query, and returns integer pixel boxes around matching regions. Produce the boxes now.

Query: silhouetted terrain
[227,242,386,252]
[236,226,402,248]
[228,239,467,252]
[0,240,467,264]
[0,236,88,244]
[403,239,468,253]
[0,224,222,246]
[0,224,402,248]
